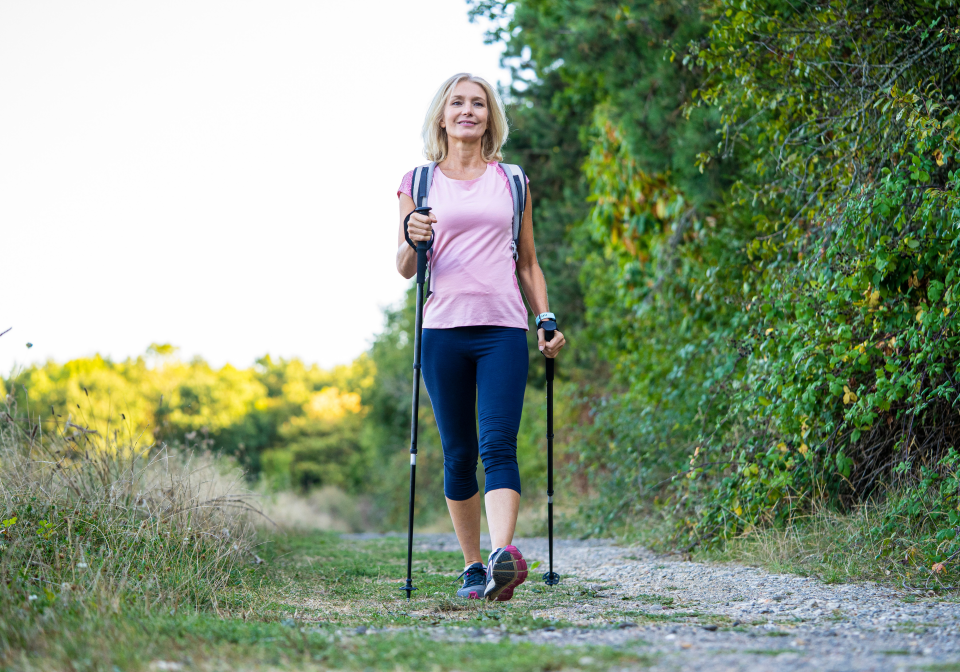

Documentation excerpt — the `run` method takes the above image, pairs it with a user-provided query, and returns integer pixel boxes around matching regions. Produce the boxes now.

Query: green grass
[0,416,654,672]
[686,504,960,591]
[613,498,959,594]
[6,608,650,671]
[619,593,675,607]
[255,531,615,629]
[5,530,657,671]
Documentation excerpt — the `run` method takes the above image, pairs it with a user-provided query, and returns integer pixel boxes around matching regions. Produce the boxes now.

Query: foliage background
[465,0,960,582]
[5,0,960,581]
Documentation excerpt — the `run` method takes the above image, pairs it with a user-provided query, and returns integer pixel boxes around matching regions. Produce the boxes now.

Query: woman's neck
[439,138,487,178]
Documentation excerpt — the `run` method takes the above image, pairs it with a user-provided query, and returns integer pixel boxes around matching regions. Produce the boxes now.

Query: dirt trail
[408,533,960,671]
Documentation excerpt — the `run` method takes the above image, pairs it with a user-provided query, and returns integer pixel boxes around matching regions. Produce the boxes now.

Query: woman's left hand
[538,328,566,359]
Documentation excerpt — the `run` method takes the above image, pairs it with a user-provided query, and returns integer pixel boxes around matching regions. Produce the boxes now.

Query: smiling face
[439,79,489,144]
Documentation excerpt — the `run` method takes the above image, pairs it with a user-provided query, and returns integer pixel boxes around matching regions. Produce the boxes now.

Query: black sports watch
[535,312,557,330]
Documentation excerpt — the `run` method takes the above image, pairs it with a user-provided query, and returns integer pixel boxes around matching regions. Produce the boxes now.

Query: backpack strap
[411,162,436,209]
[499,163,528,260]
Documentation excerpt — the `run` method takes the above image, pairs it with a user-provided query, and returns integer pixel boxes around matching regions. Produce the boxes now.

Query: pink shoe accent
[492,545,528,602]
[468,590,479,599]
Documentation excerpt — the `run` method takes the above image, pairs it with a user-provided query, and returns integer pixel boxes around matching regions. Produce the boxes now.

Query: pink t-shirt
[398,163,529,330]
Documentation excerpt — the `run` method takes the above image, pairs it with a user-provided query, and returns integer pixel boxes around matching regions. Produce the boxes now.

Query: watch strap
[536,312,557,329]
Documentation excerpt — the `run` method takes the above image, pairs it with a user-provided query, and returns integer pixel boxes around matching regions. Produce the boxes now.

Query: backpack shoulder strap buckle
[499,163,527,260]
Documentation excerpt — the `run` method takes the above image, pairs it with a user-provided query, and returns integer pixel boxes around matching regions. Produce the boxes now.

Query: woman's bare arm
[515,185,566,358]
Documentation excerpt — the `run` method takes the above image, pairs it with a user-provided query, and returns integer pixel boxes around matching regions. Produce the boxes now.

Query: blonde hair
[422,73,508,163]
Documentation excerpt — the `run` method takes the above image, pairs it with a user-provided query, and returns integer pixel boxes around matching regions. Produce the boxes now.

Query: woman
[397,73,566,601]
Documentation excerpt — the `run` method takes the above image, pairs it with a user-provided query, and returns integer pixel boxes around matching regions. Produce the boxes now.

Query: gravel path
[406,533,960,671]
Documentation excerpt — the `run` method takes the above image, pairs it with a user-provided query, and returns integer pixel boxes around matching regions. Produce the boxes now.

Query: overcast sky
[1,0,510,374]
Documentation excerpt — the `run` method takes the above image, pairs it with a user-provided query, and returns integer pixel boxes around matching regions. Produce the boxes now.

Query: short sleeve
[397,170,414,199]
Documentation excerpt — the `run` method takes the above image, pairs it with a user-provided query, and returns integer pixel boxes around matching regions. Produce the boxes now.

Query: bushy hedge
[679,0,960,548]
[471,0,960,575]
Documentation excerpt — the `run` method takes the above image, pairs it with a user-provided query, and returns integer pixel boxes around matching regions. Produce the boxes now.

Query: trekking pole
[401,205,433,600]
[541,319,560,586]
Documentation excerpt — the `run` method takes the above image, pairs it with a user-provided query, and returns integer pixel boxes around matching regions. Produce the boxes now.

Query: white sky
[1,0,509,374]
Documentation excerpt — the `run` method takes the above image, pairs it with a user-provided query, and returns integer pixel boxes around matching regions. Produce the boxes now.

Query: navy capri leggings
[421,326,528,501]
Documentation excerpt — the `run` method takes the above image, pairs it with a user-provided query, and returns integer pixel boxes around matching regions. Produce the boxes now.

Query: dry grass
[694,507,879,581]
[694,502,957,590]
[0,395,262,661]
[260,486,371,532]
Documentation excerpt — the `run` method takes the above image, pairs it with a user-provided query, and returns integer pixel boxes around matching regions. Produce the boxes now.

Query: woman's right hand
[397,194,437,278]
[406,210,437,243]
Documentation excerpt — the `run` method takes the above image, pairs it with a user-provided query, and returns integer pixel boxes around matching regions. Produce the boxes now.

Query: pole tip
[543,571,560,586]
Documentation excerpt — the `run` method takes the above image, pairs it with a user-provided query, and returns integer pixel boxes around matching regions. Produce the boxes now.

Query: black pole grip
[542,319,556,382]
[404,206,434,252]
[542,320,557,342]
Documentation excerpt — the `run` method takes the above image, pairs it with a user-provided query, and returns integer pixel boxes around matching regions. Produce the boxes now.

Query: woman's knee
[479,444,518,474]
[482,464,521,496]
[443,470,480,500]
[479,442,520,492]
[443,449,480,499]
[443,450,478,475]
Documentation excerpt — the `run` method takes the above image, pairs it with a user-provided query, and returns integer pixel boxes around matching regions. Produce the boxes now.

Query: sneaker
[456,562,487,599]
[483,545,528,602]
